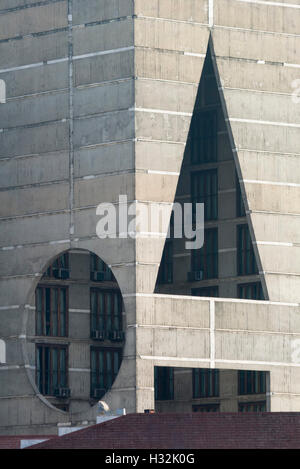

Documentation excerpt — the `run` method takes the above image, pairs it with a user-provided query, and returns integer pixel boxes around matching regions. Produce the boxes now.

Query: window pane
[191,170,218,221]
[44,347,50,395]
[36,288,43,336]
[52,289,58,337]
[60,289,66,336]
[237,225,258,276]
[52,348,58,392]
[45,288,51,336]
[155,367,174,401]
[60,349,66,387]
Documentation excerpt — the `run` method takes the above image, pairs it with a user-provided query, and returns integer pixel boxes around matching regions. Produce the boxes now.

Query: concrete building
[0,0,300,435]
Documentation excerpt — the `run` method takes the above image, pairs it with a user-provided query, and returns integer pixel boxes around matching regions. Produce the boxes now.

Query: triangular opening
[155,45,264,301]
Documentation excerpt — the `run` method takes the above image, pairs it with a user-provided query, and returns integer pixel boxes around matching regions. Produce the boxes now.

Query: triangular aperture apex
[155,44,266,302]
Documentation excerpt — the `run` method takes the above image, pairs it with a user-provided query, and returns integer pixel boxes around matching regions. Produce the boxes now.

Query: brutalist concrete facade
[0,0,300,434]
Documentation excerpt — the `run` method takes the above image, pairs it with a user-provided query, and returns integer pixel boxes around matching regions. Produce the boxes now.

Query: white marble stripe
[130,107,192,117]
[255,241,294,247]
[122,292,298,306]
[0,47,134,75]
[210,300,215,369]
[209,0,214,27]
[243,179,300,188]
[284,63,300,68]
[227,117,300,128]
[140,355,300,368]
[147,170,180,176]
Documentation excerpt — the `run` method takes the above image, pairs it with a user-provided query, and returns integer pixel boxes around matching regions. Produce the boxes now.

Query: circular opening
[28,249,125,413]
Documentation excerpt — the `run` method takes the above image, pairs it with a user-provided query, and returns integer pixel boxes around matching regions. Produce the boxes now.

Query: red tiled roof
[29,413,300,449]
[0,435,54,449]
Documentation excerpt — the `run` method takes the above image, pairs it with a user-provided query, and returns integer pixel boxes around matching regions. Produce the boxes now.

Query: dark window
[191,169,218,221]
[238,371,266,395]
[192,404,220,413]
[192,286,219,297]
[155,367,174,401]
[193,368,219,398]
[236,174,246,218]
[237,225,258,276]
[191,228,218,280]
[43,253,69,280]
[191,111,217,164]
[157,241,173,285]
[36,285,68,337]
[239,401,266,412]
[91,289,122,334]
[91,347,122,398]
[238,282,264,300]
[90,253,113,281]
[36,344,68,396]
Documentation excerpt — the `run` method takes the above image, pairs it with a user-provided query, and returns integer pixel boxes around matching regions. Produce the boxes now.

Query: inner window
[91,347,122,399]
[193,368,219,398]
[238,282,264,300]
[238,370,266,395]
[191,169,218,221]
[90,253,113,281]
[43,253,69,280]
[36,345,68,396]
[191,228,218,280]
[90,289,123,335]
[237,225,258,276]
[155,367,174,401]
[36,285,68,337]
[191,111,217,164]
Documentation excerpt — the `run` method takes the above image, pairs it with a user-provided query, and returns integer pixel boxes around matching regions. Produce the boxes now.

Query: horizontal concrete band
[140,355,300,368]
[0,45,299,76]
[123,292,298,307]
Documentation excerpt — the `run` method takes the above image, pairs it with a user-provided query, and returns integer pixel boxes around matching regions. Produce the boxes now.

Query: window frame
[238,370,267,396]
[90,253,113,281]
[43,253,69,279]
[191,228,218,280]
[193,368,220,399]
[154,367,174,401]
[191,169,218,221]
[35,284,69,337]
[238,282,264,300]
[90,288,123,334]
[90,346,122,398]
[190,110,218,165]
[238,401,267,412]
[36,343,68,397]
[237,224,258,276]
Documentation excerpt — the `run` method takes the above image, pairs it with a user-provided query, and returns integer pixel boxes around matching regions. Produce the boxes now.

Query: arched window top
[0,339,6,364]
[0,79,6,104]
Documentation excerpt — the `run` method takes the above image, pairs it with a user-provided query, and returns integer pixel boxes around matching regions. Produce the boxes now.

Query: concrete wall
[0,0,299,433]
[135,294,300,413]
